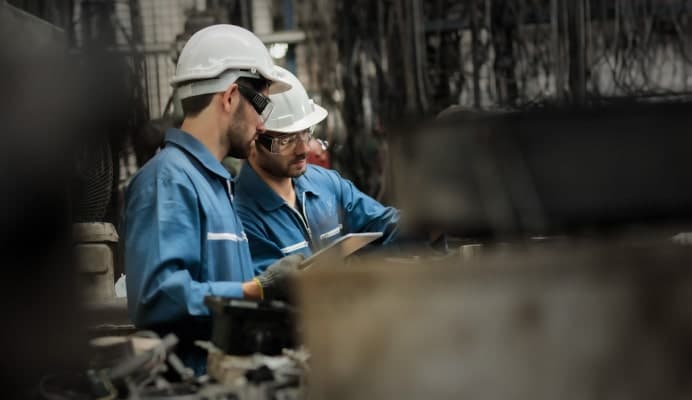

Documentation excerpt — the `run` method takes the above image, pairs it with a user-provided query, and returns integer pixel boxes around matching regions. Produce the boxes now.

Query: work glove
[253,254,305,301]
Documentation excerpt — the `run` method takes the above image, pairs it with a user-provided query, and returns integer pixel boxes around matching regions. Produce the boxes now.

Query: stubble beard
[225,106,253,159]
[257,148,307,179]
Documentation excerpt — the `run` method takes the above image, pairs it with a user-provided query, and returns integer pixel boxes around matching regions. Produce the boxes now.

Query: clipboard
[299,232,383,270]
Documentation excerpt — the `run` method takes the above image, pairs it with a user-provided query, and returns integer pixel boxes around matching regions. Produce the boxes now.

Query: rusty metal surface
[298,240,692,399]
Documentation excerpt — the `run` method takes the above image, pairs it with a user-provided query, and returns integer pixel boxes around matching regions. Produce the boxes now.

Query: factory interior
[3,0,692,398]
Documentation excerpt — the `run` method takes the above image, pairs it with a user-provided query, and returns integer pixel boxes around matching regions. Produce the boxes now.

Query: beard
[256,144,308,179]
[225,104,255,159]
[226,122,252,159]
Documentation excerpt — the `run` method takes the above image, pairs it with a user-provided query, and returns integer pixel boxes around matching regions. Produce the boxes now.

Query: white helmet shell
[264,66,328,133]
[170,24,292,99]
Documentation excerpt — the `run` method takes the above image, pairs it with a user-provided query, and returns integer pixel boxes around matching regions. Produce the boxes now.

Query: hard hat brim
[266,103,328,133]
[266,74,292,95]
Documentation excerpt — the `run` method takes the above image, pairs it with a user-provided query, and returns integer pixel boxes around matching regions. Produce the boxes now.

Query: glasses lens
[315,138,329,151]
[263,129,316,154]
[292,130,310,146]
[270,136,283,154]
[260,102,274,123]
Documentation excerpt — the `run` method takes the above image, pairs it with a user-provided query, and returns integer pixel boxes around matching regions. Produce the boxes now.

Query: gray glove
[256,254,305,301]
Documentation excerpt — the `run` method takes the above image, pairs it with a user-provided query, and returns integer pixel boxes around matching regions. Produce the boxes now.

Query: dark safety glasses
[237,83,274,122]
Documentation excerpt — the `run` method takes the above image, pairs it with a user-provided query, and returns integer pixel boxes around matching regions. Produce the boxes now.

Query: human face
[254,129,313,178]
[225,80,270,159]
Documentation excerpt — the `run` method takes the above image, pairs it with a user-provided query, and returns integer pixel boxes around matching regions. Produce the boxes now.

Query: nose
[295,136,309,155]
[256,116,266,133]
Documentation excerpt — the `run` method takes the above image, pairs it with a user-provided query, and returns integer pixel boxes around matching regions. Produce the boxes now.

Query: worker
[121,25,303,373]
[235,66,400,273]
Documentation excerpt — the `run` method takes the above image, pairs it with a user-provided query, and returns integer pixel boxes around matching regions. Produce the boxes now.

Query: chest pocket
[319,224,342,241]
[279,240,310,255]
[305,193,343,247]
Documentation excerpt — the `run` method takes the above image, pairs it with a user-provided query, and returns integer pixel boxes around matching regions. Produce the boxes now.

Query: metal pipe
[470,0,482,108]
[283,0,296,72]
[567,0,586,103]
[411,0,429,112]
[551,0,563,99]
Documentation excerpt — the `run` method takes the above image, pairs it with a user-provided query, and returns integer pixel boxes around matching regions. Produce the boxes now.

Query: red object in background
[307,139,330,169]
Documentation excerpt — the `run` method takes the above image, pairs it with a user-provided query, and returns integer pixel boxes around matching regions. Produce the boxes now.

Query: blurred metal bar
[257,29,306,44]
[470,0,481,108]
[282,0,296,72]
[551,0,563,99]
[240,0,250,29]
[411,0,429,112]
[567,0,586,103]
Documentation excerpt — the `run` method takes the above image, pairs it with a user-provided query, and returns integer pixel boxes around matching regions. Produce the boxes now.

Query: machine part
[398,102,692,238]
[86,369,117,400]
[206,343,309,399]
[40,334,307,399]
[299,239,692,400]
[73,222,120,243]
[108,334,179,381]
[90,336,136,370]
[74,222,119,302]
[167,352,195,382]
[73,139,113,223]
[459,243,483,260]
[204,296,297,356]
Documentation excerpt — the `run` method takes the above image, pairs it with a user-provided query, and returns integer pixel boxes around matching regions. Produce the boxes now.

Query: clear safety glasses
[256,126,316,154]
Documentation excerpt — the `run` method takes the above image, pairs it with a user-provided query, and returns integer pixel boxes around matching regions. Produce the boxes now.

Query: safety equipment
[256,128,314,154]
[237,83,274,122]
[254,254,304,300]
[264,66,328,133]
[170,24,292,99]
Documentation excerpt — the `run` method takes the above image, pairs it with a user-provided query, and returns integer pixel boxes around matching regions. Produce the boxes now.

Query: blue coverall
[235,163,400,273]
[121,128,254,372]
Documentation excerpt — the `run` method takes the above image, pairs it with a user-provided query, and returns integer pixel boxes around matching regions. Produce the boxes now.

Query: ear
[221,83,240,113]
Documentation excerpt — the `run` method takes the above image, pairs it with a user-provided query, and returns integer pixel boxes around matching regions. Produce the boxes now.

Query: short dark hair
[236,76,270,92]
[181,93,215,117]
[179,77,270,117]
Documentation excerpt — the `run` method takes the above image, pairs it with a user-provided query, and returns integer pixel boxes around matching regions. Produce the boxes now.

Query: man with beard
[235,67,400,273]
[121,25,303,373]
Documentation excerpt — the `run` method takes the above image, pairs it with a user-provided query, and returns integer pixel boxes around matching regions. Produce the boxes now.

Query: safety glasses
[237,83,274,122]
[256,127,316,154]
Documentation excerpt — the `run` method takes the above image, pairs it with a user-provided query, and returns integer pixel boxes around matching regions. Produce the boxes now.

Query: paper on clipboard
[299,232,383,270]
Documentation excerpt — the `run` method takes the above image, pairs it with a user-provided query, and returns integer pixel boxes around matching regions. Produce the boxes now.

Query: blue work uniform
[235,163,400,273]
[121,128,254,370]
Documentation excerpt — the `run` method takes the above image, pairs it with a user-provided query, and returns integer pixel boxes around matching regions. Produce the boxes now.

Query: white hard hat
[264,66,328,133]
[170,24,292,99]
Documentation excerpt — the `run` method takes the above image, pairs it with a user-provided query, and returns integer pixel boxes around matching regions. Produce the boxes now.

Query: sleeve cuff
[208,281,244,299]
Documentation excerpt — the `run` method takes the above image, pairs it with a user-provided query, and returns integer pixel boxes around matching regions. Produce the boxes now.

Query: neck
[249,157,295,205]
[181,116,227,162]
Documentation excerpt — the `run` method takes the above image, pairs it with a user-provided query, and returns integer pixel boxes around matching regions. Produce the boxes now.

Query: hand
[254,254,305,301]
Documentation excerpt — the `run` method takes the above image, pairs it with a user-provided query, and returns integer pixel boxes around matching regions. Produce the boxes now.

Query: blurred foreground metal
[395,102,692,239]
[299,238,692,399]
